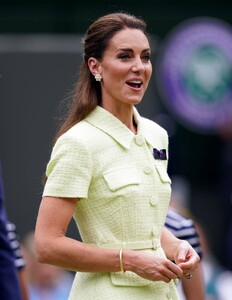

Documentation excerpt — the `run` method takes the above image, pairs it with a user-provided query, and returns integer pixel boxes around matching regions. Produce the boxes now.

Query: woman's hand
[123,250,183,283]
[161,227,200,279]
[173,240,200,278]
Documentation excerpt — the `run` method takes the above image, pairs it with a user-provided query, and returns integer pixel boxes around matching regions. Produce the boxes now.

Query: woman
[35,12,200,299]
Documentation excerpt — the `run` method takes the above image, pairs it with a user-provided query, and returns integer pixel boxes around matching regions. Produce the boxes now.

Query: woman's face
[97,28,152,109]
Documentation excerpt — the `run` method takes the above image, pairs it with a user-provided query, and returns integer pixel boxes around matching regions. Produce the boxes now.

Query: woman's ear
[88,57,100,76]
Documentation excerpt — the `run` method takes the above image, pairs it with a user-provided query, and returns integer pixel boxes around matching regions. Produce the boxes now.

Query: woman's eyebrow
[116,48,133,52]
[116,47,151,53]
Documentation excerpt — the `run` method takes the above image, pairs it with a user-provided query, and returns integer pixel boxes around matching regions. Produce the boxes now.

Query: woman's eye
[142,55,150,62]
[118,54,130,60]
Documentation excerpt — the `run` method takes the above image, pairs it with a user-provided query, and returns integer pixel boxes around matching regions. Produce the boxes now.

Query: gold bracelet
[119,248,125,272]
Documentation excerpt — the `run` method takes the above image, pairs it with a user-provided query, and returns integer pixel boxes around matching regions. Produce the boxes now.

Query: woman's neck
[100,103,137,133]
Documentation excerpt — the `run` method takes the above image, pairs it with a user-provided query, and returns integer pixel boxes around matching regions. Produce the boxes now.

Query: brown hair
[54,12,147,142]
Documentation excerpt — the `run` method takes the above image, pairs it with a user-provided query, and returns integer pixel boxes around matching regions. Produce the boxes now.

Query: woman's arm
[35,196,121,272]
[181,262,206,300]
[35,196,183,282]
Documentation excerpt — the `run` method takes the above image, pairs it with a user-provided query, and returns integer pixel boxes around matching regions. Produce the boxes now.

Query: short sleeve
[43,134,92,199]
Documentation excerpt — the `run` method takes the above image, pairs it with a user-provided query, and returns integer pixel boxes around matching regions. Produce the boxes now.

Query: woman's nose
[132,58,144,72]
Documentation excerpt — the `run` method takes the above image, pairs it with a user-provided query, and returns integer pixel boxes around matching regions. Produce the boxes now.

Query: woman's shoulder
[57,120,96,143]
[141,116,167,135]
[49,122,94,157]
[139,115,169,148]
[53,119,109,157]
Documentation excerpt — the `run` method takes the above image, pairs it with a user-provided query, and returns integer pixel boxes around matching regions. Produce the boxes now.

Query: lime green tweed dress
[43,106,180,300]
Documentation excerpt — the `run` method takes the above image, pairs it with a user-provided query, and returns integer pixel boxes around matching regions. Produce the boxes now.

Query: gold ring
[186,272,192,279]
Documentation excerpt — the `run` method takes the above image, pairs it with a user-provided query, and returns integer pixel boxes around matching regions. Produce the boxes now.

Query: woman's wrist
[119,249,125,272]
[161,227,183,261]
[118,249,137,273]
[164,238,183,261]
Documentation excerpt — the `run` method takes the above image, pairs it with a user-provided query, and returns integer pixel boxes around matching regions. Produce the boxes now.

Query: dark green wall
[1,1,231,36]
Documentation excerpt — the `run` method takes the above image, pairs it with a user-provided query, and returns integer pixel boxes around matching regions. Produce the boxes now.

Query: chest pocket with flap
[103,167,141,191]
[155,163,171,184]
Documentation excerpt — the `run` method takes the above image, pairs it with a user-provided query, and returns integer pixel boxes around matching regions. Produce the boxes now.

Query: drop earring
[94,74,102,82]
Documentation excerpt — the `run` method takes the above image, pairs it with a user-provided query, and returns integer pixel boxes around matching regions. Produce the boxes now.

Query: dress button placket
[144,165,152,175]
[152,226,158,236]
[150,196,158,206]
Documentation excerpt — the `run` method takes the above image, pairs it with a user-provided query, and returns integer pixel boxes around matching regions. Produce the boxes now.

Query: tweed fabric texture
[43,106,179,300]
